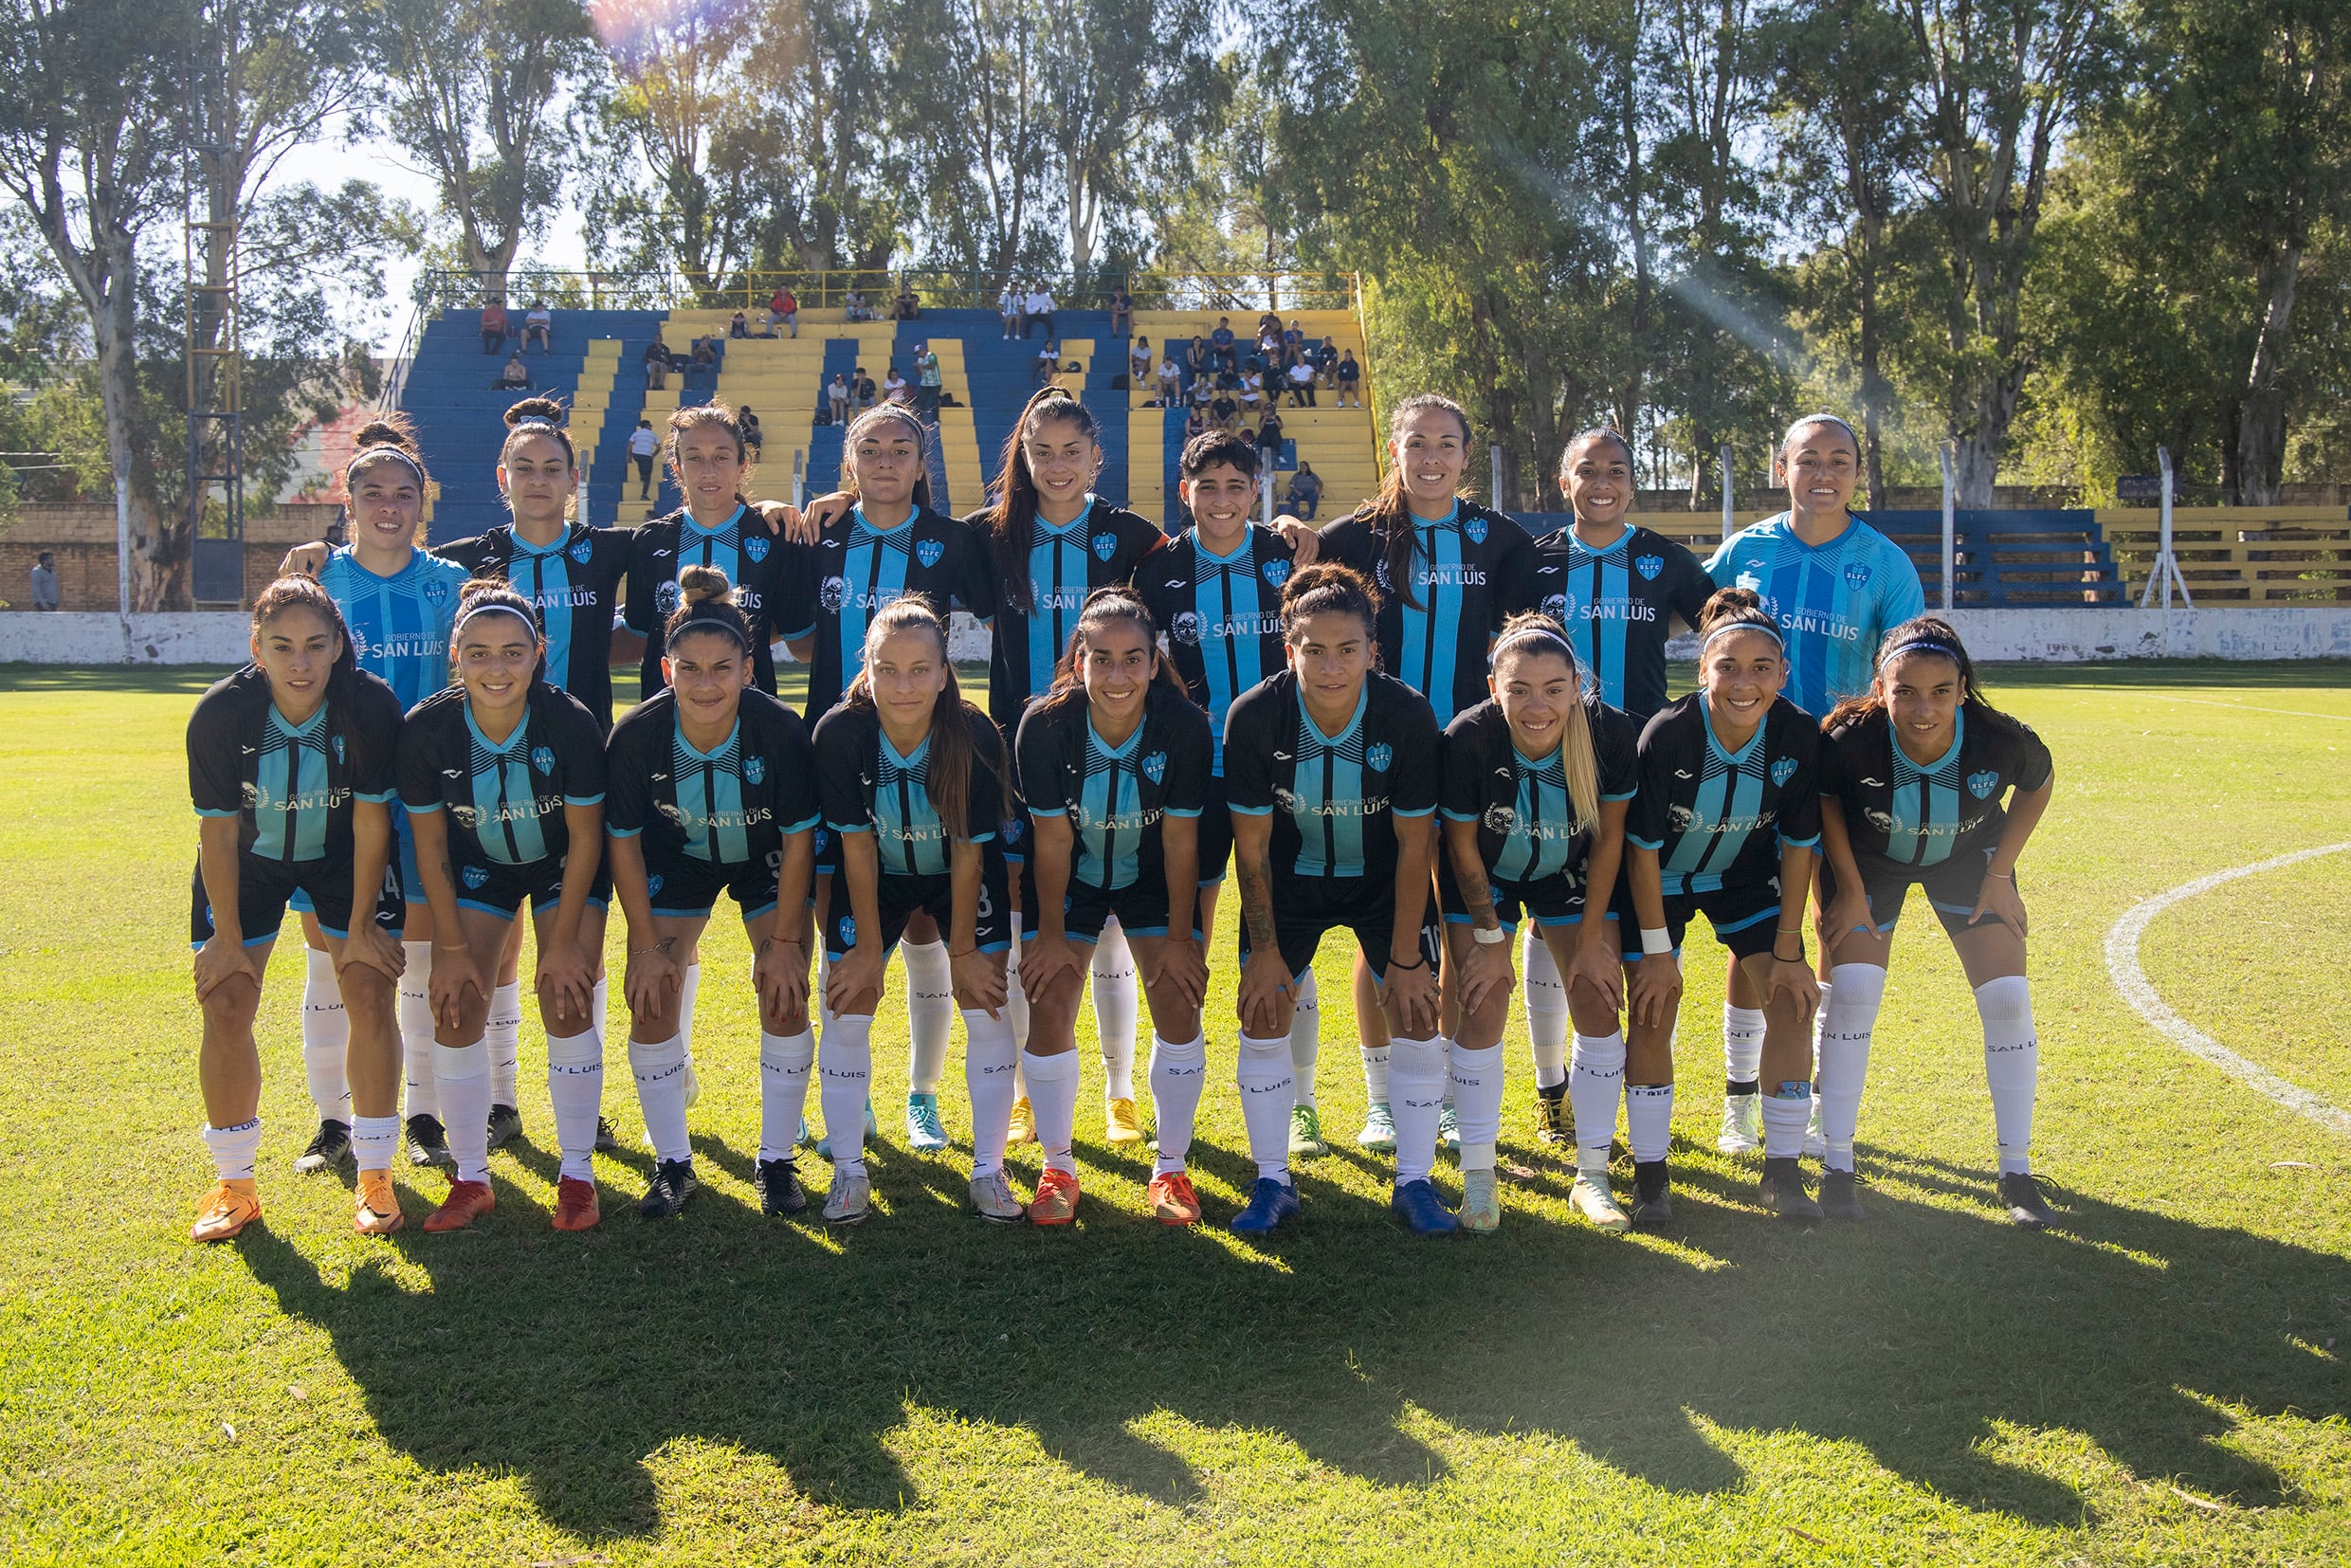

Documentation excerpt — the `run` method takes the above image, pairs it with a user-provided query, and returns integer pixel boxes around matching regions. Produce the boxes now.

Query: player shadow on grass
[235,1128,2349,1543]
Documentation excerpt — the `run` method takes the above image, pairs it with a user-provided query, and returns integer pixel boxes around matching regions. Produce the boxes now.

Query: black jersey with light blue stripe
[1318,500,1534,725]
[1628,693,1821,895]
[442,523,634,728]
[396,683,607,872]
[1440,695,1640,884]
[1820,706,2052,867]
[1016,684,1211,891]
[813,702,1008,879]
[605,687,820,866]
[1224,669,1440,884]
[1522,524,1714,721]
[1135,523,1294,775]
[980,498,1165,729]
[624,503,817,699]
[804,505,993,721]
[189,664,404,861]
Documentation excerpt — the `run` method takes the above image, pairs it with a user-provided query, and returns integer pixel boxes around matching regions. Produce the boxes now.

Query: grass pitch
[1,661,2347,1565]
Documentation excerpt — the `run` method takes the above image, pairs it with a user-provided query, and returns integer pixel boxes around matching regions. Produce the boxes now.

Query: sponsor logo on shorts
[462,866,489,889]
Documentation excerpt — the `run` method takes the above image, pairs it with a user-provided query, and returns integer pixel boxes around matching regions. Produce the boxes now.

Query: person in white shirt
[1129,336,1152,383]
[829,373,850,426]
[1157,356,1182,405]
[522,301,553,353]
[1000,285,1020,338]
[884,367,909,403]
[1287,356,1317,408]
[628,419,661,499]
[1036,339,1062,385]
[1028,288,1056,339]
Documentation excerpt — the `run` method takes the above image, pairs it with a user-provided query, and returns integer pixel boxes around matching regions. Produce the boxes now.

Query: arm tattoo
[1456,857,1498,925]
[1236,849,1282,955]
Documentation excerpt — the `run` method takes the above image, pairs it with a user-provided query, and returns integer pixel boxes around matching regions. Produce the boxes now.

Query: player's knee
[200,975,263,1030]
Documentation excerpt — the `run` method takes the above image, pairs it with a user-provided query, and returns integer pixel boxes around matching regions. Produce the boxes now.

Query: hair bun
[352,414,418,451]
[503,396,566,428]
[676,563,734,606]
[1700,585,1767,629]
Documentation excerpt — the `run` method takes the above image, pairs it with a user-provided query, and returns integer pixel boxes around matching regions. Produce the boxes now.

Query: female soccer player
[813,599,1021,1225]
[1016,590,1212,1225]
[606,567,821,1220]
[1225,564,1447,1236]
[1616,588,1825,1225]
[186,577,409,1240]
[1438,614,1639,1231]
[1315,393,1534,1154]
[398,582,610,1231]
[1813,618,2057,1227]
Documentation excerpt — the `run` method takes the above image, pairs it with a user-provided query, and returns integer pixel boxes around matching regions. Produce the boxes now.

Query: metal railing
[415,267,1367,318]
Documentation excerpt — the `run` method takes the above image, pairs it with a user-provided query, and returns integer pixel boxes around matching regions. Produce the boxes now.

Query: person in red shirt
[479,301,508,355]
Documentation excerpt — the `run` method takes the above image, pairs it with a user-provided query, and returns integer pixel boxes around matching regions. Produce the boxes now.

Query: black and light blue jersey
[813,702,1008,879]
[624,503,817,699]
[1224,669,1440,883]
[1135,523,1294,775]
[1319,500,1534,725]
[1016,684,1211,891]
[1704,514,1925,717]
[1522,524,1714,720]
[979,498,1165,728]
[1821,706,2052,868]
[397,683,606,872]
[318,546,471,711]
[189,664,404,862]
[606,687,820,868]
[442,523,634,728]
[1628,693,1822,895]
[805,505,993,721]
[1440,695,1640,884]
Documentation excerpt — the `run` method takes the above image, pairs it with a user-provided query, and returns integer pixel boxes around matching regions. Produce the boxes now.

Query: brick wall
[0,501,354,611]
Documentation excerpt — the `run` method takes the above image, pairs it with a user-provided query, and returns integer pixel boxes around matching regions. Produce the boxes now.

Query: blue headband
[1880,639,1959,669]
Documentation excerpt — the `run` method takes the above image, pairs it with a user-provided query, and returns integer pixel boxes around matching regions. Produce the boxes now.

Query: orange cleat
[1028,1166,1080,1226]
[190,1179,261,1243]
[353,1171,405,1236]
[1147,1170,1201,1227]
[422,1178,495,1233]
[551,1176,601,1231]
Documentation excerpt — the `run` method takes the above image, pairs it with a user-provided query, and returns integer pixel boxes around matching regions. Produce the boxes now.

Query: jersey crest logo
[531,745,555,775]
[1091,532,1118,562]
[1464,516,1488,544]
[742,755,766,785]
[819,576,847,612]
[570,538,592,565]
[1261,558,1290,588]
[332,735,346,765]
[1366,742,1393,773]
[1484,804,1516,834]
[744,535,771,563]
[647,873,664,896]
[1542,593,1568,621]
[917,537,944,568]
[423,579,448,604]
[1844,562,1872,591]
[1141,751,1167,784]
[1770,757,1797,786]
[1966,770,1999,799]
[1172,611,1201,646]
[461,866,489,890]
[1635,554,1664,581]
[655,581,680,615]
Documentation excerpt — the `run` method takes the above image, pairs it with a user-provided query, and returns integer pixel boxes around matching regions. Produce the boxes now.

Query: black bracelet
[1386,953,1430,973]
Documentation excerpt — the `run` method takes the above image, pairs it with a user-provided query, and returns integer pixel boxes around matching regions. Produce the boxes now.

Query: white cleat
[823,1165,871,1225]
[1570,1174,1632,1233]
[1802,1099,1827,1159]
[1717,1093,1761,1154]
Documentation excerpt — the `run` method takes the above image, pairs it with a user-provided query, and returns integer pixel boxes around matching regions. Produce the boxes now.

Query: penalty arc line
[2104,842,2351,1139]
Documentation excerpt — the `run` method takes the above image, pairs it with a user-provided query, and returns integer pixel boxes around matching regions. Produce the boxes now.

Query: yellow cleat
[1103,1097,1145,1146]
[353,1171,405,1236]
[1008,1095,1037,1145]
[190,1179,261,1244]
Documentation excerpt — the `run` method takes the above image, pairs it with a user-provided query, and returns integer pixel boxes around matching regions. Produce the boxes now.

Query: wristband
[1471,923,1507,946]
[949,946,978,958]
[1639,926,1671,957]
[1986,869,2014,881]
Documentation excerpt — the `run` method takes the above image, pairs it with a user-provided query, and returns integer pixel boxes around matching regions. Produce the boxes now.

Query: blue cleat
[1229,1176,1302,1235]
[814,1097,880,1162]
[904,1091,950,1153]
[1392,1178,1459,1236]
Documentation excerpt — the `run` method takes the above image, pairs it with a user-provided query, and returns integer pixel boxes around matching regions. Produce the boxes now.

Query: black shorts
[825,846,1014,959]
[452,852,613,920]
[1194,773,1234,884]
[1436,857,1594,934]
[1054,873,1201,945]
[643,844,780,922]
[1644,880,1784,962]
[191,851,404,948]
[1238,871,1441,983]
[1821,848,2019,939]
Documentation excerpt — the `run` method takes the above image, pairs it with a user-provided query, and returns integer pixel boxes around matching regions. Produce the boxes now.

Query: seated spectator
[1285,463,1323,520]
[853,366,877,410]
[1185,335,1209,382]
[1184,408,1208,442]
[1335,348,1362,408]
[729,309,750,338]
[498,351,531,389]
[768,286,798,338]
[845,287,869,321]
[480,299,509,355]
[1256,407,1285,463]
[629,418,661,500]
[522,301,552,352]
[884,365,909,403]
[1210,316,1237,372]
[1211,392,1237,429]
[1157,355,1182,405]
[1257,310,1282,341]
[894,283,920,319]
[1287,356,1317,407]
[1111,284,1134,337]
[1284,322,1305,354]
[690,337,718,369]
[1029,286,1057,339]
[1256,323,1282,358]
[1215,367,1240,392]
[1238,371,1263,411]
[1130,335,1151,384]
[1036,339,1061,385]
[1190,377,1214,411]
[1313,335,1340,385]
[643,334,672,390]
[738,407,763,455]
[828,372,850,426]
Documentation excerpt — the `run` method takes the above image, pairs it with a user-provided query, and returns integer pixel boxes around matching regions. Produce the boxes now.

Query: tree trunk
[94,228,182,610]
[2235,243,2300,507]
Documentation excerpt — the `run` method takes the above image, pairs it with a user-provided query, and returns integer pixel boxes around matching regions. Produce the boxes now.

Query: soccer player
[606,567,822,1221]
[1438,614,1639,1231]
[1314,393,1534,1154]
[1813,618,2057,1227]
[1136,431,1326,1159]
[1224,564,1448,1236]
[186,577,409,1240]
[1617,588,1825,1225]
[1016,590,1212,1225]
[813,600,1021,1225]
[397,582,610,1231]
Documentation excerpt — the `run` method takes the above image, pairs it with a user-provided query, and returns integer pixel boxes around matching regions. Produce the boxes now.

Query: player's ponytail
[1036,587,1187,719]
[1827,615,1998,733]
[251,574,360,680]
[1366,392,1472,611]
[449,577,546,683]
[1695,586,1783,663]
[1277,562,1381,657]
[1489,612,1601,830]
[843,597,1005,844]
[345,413,430,496]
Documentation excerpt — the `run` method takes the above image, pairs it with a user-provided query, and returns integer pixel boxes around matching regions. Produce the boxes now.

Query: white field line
[2148,695,2351,723]
[2104,843,2351,1138]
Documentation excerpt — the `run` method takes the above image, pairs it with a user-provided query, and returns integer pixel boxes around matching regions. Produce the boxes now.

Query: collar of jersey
[1511,738,1566,773]
[1893,707,1964,775]
[1086,709,1146,757]
[1034,498,1097,538]
[851,503,918,538]
[1407,501,1461,534]
[1764,509,1861,553]
[879,727,932,770]
[1571,523,1631,560]
[1301,682,1369,746]
[512,523,580,557]
[1696,691,1769,766]
[683,503,747,538]
[334,543,417,583]
[1194,526,1254,563]
[464,700,532,757]
[267,700,329,737]
[676,716,741,761]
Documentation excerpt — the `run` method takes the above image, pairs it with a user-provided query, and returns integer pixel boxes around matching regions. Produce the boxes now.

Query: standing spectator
[642,333,672,390]
[1129,335,1152,385]
[1029,285,1056,340]
[1334,347,1362,408]
[768,285,798,337]
[1256,308,1283,342]
[522,300,553,352]
[1287,355,1317,407]
[852,365,877,410]
[628,418,660,500]
[480,299,509,355]
[728,309,751,339]
[828,372,851,426]
[915,342,942,415]
[498,351,531,389]
[1285,462,1324,520]
[1156,353,1182,406]
[1111,283,1134,337]
[884,364,909,404]
[1211,316,1237,372]
[29,551,59,611]
[1036,338,1062,385]
[1255,406,1285,471]
[894,282,920,319]
[738,406,764,457]
[1000,283,1021,338]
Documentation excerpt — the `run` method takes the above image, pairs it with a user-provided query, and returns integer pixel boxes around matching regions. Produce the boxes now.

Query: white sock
[758,1029,816,1164]
[818,1012,874,1175]
[1023,1048,1081,1175]
[1809,981,1832,1082]
[1723,1003,1765,1091]
[1288,971,1321,1106]
[902,939,954,1095]
[1570,1030,1626,1176]
[301,947,350,1121]
[1149,1032,1208,1174]
[1005,945,1031,1054]
[545,1029,603,1182]
[398,941,438,1120]
[1388,1035,1447,1186]
[1976,975,2038,1175]
[203,1117,263,1182]
[1448,1039,1505,1173]
[629,1033,692,1164]
[1761,1080,1812,1158]
[1360,1042,1391,1104]
[1235,1032,1295,1181]
[1091,923,1139,1101]
[1817,963,1887,1173]
[486,980,523,1106]
[1522,931,1569,1089]
[350,1113,400,1174]
[964,1008,1019,1176]
[592,975,608,1042]
[435,1038,492,1183]
[1625,1083,1674,1164]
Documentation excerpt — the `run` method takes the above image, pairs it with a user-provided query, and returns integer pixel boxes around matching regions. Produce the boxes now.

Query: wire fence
[418,267,1365,318]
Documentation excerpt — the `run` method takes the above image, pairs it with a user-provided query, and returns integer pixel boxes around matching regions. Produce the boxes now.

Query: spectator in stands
[853,365,877,410]
[1335,347,1361,407]
[1287,355,1317,407]
[884,364,909,404]
[1257,309,1282,341]
[1256,406,1285,469]
[915,342,941,415]
[629,418,661,500]
[29,551,59,611]
[1184,408,1208,442]
[690,337,718,374]
[1029,285,1057,340]
[1313,335,1340,387]
[1238,367,1263,417]
[498,350,532,390]
[1285,462,1323,520]
[480,299,509,355]
[738,407,764,457]
[1284,320,1305,355]
[1157,353,1182,406]
[1185,334,1208,385]
[1001,283,1021,338]
[643,334,672,390]
[894,282,920,319]
[829,372,850,426]
[1129,335,1151,384]
[1036,338,1061,386]
[1112,283,1134,337]
[844,286,870,321]
[1256,319,1283,358]
[729,309,751,339]
[523,301,553,352]
[768,285,798,337]
[1211,316,1237,372]
[1211,389,1238,430]
[1190,375,1214,413]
